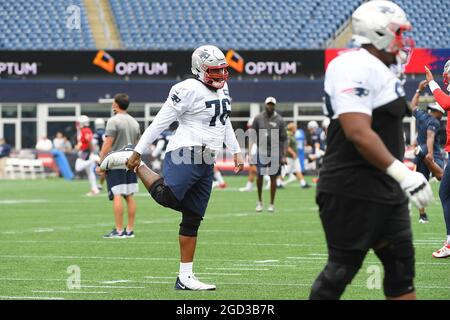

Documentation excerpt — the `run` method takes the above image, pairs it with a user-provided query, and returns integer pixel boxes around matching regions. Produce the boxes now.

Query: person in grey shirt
[251,96,287,213]
[97,93,141,238]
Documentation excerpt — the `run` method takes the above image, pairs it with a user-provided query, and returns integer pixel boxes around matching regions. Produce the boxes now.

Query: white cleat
[100,150,133,171]
[432,244,450,258]
[175,274,216,291]
[256,202,263,213]
[267,204,275,213]
[239,187,253,192]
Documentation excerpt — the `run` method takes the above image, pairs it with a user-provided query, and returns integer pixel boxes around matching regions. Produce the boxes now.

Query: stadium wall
[0,78,434,103]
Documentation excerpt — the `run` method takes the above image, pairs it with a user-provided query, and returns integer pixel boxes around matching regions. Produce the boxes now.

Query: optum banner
[0,50,324,79]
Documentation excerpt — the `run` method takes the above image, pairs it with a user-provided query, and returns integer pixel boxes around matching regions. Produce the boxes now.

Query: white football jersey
[135,79,241,155]
[324,48,405,118]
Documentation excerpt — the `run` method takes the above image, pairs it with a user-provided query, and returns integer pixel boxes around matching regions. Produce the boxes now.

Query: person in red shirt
[425,61,450,258]
[75,115,99,196]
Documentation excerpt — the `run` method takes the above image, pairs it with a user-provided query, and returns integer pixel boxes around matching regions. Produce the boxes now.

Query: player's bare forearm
[423,156,443,180]
[410,80,428,112]
[233,152,244,174]
[99,137,114,162]
[339,113,395,171]
[287,147,297,158]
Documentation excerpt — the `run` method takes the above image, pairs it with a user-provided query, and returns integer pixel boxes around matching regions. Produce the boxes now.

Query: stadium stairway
[332,21,353,48]
[83,0,121,48]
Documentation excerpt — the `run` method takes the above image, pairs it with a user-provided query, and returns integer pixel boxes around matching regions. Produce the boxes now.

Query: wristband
[386,159,410,183]
[428,80,441,93]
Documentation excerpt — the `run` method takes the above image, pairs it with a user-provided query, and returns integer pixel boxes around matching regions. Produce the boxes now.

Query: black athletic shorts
[316,192,412,258]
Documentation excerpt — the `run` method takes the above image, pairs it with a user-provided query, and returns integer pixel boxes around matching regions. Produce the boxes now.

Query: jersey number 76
[205,98,231,126]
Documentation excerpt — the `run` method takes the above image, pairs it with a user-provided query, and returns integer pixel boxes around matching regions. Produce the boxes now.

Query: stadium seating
[392,0,450,49]
[109,0,362,50]
[0,0,95,49]
[0,1,447,50]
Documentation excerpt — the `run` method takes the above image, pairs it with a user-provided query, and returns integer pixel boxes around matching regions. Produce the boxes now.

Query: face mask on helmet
[386,24,415,65]
[443,60,450,91]
[202,64,229,89]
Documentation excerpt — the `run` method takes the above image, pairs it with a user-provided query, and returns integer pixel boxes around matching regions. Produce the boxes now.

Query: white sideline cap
[265,96,277,105]
[427,103,445,115]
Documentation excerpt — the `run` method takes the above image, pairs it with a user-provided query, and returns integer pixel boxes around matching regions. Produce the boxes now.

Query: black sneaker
[419,214,429,224]
[301,183,312,189]
[124,230,135,238]
[103,229,126,238]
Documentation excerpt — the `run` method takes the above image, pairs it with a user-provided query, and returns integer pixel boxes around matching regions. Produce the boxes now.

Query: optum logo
[0,62,38,75]
[244,61,297,75]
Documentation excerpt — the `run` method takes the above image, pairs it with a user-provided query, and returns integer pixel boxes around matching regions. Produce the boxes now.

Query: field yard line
[0,199,49,205]
[195,273,242,276]
[82,285,145,289]
[0,295,64,300]
[100,280,131,284]
[0,240,322,247]
[233,264,296,267]
[206,267,270,271]
[1,255,447,266]
[31,290,108,294]
[0,255,178,261]
[144,276,176,279]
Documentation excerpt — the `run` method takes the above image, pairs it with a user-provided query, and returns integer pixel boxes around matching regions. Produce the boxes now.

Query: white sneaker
[175,274,216,291]
[267,204,275,213]
[100,149,133,170]
[86,189,100,196]
[256,202,263,213]
[432,244,450,258]
[239,186,253,192]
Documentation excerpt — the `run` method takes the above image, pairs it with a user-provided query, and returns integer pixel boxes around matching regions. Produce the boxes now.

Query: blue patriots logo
[379,6,395,14]
[198,51,210,62]
[341,87,370,97]
[171,94,181,104]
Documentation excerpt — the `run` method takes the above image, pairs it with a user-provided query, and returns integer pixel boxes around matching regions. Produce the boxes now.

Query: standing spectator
[252,96,287,213]
[239,118,258,192]
[98,93,141,239]
[0,138,12,179]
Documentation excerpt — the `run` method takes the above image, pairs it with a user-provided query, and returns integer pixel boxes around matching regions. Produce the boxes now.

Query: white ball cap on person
[265,96,277,105]
[427,103,446,115]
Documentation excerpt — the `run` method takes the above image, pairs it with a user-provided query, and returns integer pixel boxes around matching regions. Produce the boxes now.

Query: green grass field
[0,176,448,300]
